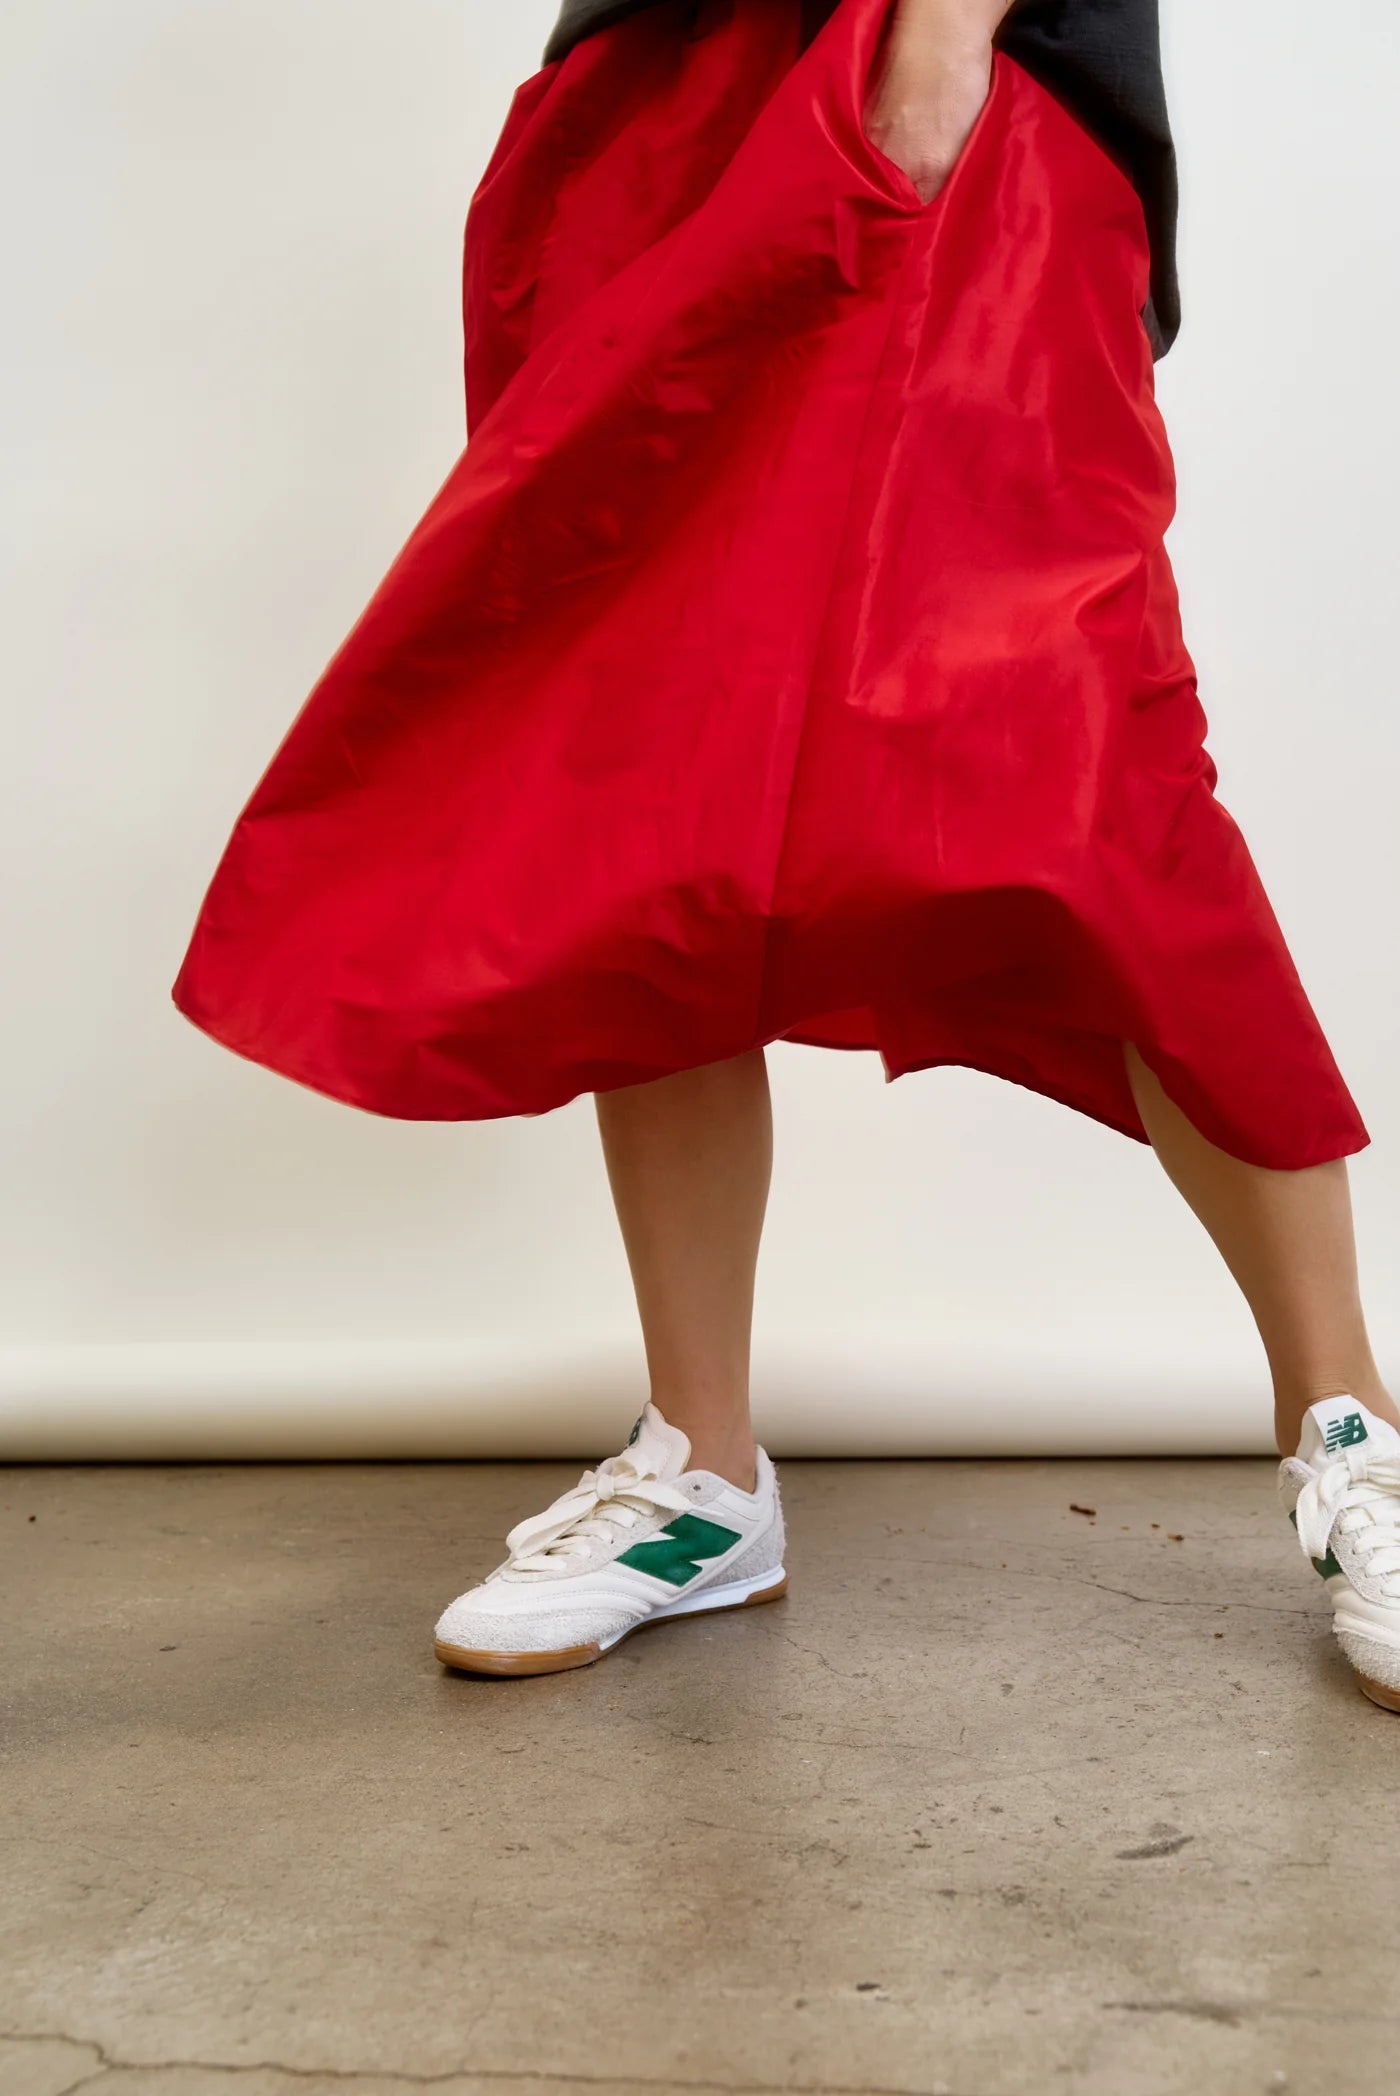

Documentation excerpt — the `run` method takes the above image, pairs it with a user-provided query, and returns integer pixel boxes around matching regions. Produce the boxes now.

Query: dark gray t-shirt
[543,0,1179,355]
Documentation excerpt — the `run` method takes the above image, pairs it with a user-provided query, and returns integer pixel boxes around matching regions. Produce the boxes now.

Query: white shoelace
[503,1456,694,1573]
[1295,1447,1400,1590]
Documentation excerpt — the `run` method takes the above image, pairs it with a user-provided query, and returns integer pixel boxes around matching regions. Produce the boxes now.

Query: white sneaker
[1278,1396,1400,1713]
[433,1403,787,1676]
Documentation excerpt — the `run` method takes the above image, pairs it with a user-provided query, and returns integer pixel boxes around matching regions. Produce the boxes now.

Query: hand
[863,7,1000,204]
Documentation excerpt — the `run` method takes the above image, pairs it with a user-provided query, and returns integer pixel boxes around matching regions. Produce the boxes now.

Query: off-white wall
[3,1,1397,1457]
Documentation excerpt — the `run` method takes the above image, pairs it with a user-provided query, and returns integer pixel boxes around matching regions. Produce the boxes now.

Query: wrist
[888,0,1009,63]
[880,27,994,107]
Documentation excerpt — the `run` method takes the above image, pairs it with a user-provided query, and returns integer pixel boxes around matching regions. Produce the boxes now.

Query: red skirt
[172,0,1367,1168]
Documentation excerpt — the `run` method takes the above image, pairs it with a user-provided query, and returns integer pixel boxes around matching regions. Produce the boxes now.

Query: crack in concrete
[2,2033,957,2096]
[1051,1574,1313,1616]
[1104,2001,1400,2031]
[1114,1835,1195,1860]
[1103,1999,1244,2028]
[766,1632,868,1684]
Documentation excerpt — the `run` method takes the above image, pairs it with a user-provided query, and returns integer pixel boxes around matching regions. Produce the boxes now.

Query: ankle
[653,1397,757,1492]
[706,1454,759,1493]
[1273,1371,1400,1456]
[684,1433,758,1493]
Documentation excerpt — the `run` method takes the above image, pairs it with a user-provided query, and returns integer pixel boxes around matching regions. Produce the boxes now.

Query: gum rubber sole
[1358,1672,1400,1713]
[434,1574,789,1677]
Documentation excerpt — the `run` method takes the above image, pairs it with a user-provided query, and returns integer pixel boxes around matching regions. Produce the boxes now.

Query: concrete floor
[1,1460,1396,2096]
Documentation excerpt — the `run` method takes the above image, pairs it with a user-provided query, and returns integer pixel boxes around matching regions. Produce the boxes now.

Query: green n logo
[618,1513,740,1589]
[1323,1413,1367,1452]
[1289,1508,1343,1580]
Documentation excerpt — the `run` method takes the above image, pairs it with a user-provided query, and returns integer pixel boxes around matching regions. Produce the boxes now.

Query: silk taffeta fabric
[172,0,1366,1168]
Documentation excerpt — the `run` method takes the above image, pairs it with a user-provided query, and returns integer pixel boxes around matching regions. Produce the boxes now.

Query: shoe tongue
[621,1402,692,1484]
[1295,1396,1400,1466]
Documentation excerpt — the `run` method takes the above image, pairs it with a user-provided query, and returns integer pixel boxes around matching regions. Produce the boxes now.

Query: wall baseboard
[0,1332,1275,1459]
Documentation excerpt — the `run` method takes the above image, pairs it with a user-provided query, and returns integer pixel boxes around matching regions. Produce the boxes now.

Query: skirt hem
[172,983,1371,1173]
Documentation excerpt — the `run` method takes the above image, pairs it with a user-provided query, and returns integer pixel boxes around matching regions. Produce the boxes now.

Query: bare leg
[595,1050,771,1489]
[1124,1044,1398,1452]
